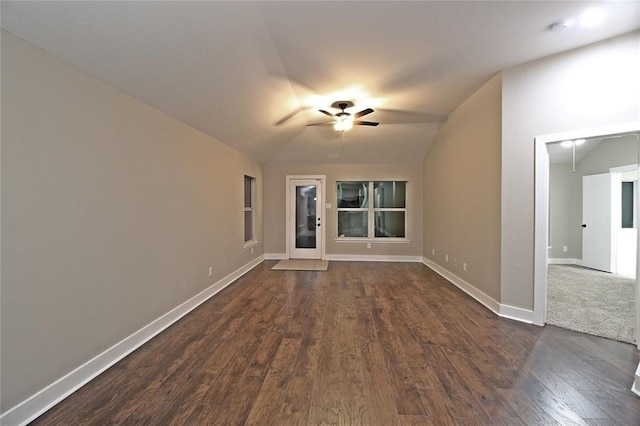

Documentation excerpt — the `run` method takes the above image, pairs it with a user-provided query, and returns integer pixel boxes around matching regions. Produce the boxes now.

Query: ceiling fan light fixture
[334,114,354,132]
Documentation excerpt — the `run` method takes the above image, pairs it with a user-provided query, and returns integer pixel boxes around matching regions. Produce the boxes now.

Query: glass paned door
[289,179,322,259]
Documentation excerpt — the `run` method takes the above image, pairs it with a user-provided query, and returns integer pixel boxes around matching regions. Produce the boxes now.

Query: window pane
[337,181,368,208]
[244,176,253,208]
[375,211,405,238]
[244,211,253,242]
[622,181,634,228]
[374,181,406,208]
[338,211,368,237]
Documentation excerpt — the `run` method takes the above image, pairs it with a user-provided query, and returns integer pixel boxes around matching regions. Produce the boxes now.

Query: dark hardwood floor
[32,261,640,425]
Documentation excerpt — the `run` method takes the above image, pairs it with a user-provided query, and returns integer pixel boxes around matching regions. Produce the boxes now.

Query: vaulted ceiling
[2,1,639,164]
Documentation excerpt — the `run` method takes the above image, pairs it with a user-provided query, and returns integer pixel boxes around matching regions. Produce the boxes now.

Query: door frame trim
[285,175,326,260]
[534,121,640,346]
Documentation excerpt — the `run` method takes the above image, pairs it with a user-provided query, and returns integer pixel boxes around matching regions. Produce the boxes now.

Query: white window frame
[243,175,258,248]
[335,181,410,243]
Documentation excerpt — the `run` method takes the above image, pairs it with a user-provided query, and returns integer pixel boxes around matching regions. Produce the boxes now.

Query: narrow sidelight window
[244,175,256,243]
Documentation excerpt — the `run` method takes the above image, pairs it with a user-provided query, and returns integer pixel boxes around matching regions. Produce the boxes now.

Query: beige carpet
[547,264,635,344]
[271,259,329,271]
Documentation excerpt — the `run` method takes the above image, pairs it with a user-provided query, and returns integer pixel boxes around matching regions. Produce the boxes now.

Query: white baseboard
[548,258,582,265]
[326,254,423,262]
[264,253,287,260]
[0,255,265,426]
[498,304,534,324]
[421,257,534,324]
[422,257,500,315]
[633,362,640,398]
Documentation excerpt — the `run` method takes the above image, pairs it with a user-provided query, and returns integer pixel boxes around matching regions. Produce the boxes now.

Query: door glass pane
[338,211,368,237]
[296,185,317,249]
[374,211,405,237]
[337,181,368,208]
[374,181,406,208]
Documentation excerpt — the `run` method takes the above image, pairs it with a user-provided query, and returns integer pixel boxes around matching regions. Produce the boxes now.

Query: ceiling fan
[307,101,379,132]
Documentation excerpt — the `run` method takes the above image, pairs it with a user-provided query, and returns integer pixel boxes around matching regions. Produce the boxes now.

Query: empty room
[2,1,640,425]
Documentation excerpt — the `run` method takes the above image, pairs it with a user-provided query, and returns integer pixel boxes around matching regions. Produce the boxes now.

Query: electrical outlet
[208,266,213,277]
[563,246,568,253]
[445,254,449,262]
[432,248,435,256]
[463,262,467,272]
[367,243,372,249]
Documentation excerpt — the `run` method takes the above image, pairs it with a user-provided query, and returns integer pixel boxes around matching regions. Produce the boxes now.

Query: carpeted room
[547,134,638,345]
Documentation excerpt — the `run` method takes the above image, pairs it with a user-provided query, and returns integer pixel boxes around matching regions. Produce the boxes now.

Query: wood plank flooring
[32,261,640,425]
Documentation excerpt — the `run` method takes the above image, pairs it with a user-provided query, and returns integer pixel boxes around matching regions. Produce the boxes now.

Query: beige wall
[264,164,423,257]
[1,31,263,411]
[501,30,640,309]
[422,73,502,302]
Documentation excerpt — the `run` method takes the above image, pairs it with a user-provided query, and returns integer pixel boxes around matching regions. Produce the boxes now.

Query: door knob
[581,224,587,228]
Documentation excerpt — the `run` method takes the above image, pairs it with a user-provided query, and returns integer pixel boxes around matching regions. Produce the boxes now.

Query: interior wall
[548,163,580,259]
[263,163,423,257]
[578,135,638,176]
[549,135,638,261]
[501,30,640,310]
[1,31,264,411]
[423,73,502,302]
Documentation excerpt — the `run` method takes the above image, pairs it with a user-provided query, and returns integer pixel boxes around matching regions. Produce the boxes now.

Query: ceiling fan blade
[319,109,335,118]
[354,120,380,127]
[354,108,374,119]
[306,122,335,126]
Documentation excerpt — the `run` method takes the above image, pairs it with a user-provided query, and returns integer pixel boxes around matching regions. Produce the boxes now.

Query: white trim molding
[422,257,534,324]
[548,258,582,265]
[422,258,500,315]
[499,304,534,324]
[264,252,288,260]
[633,362,640,398]
[326,254,422,262]
[334,238,411,244]
[0,255,266,426]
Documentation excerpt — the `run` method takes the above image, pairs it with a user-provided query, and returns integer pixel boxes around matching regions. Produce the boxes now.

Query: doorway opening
[545,136,638,343]
[534,121,640,348]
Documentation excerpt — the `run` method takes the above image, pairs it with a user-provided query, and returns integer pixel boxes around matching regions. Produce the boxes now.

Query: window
[244,175,256,244]
[622,181,636,228]
[337,181,407,240]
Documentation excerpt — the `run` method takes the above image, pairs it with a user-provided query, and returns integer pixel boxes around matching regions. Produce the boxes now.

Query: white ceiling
[2,1,639,165]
